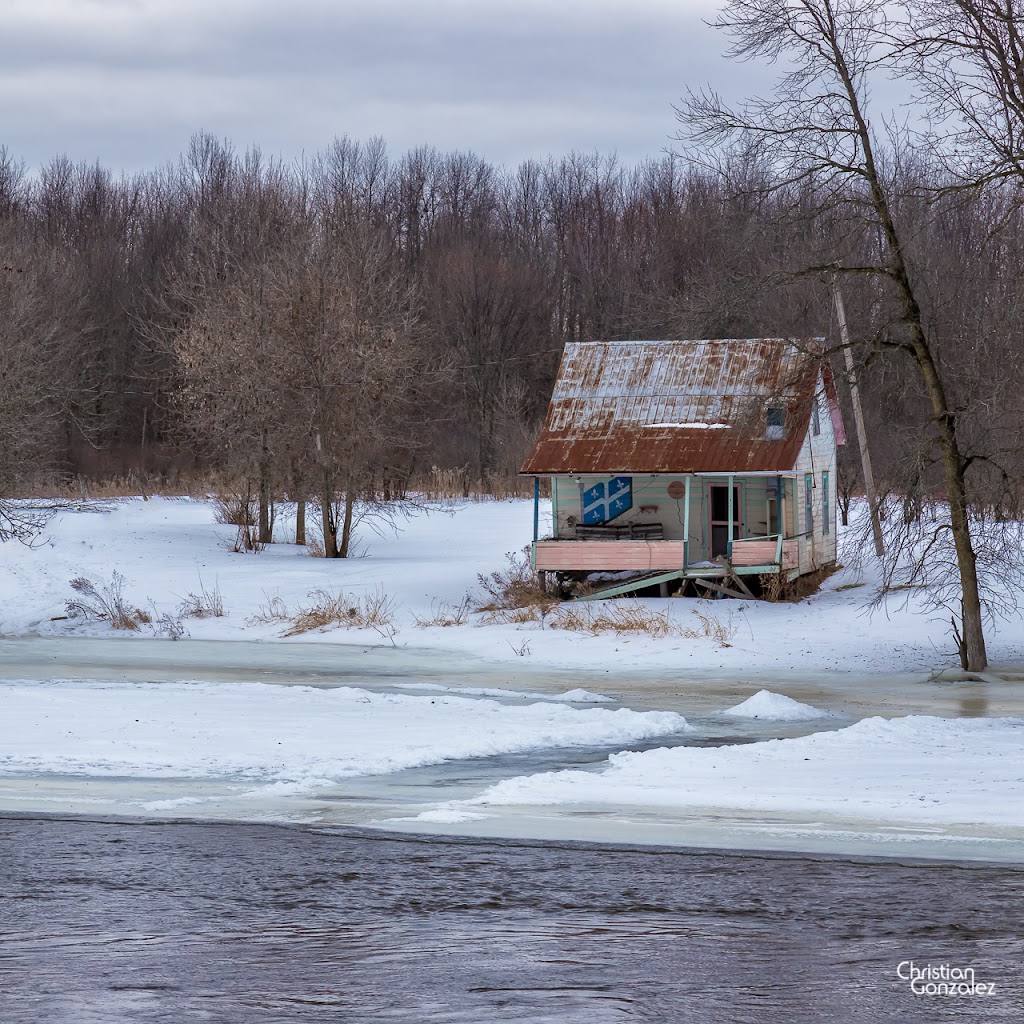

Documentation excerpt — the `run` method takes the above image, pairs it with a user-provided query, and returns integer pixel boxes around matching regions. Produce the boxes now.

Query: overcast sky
[1,0,774,175]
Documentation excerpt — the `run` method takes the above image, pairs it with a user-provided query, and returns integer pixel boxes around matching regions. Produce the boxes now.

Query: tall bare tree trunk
[320,472,340,558]
[835,34,988,670]
[258,429,272,545]
[295,498,306,546]
[258,472,272,545]
[873,186,988,669]
[339,485,356,558]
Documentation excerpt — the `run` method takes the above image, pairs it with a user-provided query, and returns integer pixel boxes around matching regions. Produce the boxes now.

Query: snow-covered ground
[2,495,1024,675]
[2,497,1023,859]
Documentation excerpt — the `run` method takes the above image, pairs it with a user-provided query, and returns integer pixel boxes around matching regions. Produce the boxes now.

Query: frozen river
[2,637,1023,1021]
[2,637,1024,862]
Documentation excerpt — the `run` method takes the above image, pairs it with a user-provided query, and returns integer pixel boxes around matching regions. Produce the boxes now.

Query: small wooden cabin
[521,339,846,598]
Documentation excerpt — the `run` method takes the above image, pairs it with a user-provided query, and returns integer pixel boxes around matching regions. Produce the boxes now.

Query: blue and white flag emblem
[582,476,633,524]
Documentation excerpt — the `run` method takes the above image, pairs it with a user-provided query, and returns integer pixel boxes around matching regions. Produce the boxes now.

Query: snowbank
[444,715,1024,828]
[0,679,688,790]
[720,689,833,721]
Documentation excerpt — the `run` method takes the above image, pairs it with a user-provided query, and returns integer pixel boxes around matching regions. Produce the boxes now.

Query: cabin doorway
[709,485,741,558]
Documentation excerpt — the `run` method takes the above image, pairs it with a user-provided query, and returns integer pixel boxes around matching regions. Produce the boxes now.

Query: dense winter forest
[2,135,1021,501]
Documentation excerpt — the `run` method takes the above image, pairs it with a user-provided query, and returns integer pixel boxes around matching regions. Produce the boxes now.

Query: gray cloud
[2,0,771,174]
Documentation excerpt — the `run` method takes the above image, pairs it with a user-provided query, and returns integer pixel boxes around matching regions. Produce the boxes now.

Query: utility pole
[831,275,885,558]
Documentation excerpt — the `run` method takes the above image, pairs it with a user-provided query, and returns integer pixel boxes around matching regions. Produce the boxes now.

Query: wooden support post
[533,477,540,542]
[695,578,750,600]
[683,476,691,568]
[832,276,884,557]
[723,558,756,599]
[727,474,735,555]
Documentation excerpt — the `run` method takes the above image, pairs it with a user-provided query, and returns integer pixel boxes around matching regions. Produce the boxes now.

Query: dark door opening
[709,485,741,558]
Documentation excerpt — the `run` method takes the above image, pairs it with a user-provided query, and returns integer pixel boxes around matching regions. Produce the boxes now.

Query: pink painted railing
[730,535,798,569]
[534,540,685,572]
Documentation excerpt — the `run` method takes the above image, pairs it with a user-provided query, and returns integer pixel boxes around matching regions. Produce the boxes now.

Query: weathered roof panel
[521,339,830,475]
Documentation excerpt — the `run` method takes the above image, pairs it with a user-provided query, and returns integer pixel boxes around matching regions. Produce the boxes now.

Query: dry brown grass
[475,546,555,613]
[34,472,222,500]
[783,562,843,601]
[478,605,543,625]
[25,466,542,503]
[177,577,225,618]
[413,597,473,627]
[683,608,738,645]
[758,571,786,603]
[279,587,397,637]
[249,593,290,625]
[546,600,738,646]
[548,601,678,637]
[413,466,539,501]
[65,572,147,630]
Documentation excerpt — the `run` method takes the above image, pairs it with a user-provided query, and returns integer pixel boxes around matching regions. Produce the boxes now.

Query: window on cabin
[766,407,785,440]
[805,473,814,534]
[822,471,830,534]
[812,400,821,436]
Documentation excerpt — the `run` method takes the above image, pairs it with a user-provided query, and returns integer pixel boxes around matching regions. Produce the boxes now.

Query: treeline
[1,132,1023,536]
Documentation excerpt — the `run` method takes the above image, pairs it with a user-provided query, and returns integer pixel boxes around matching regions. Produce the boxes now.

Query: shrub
[65,572,145,630]
[280,587,397,637]
[148,609,186,640]
[683,608,738,646]
[212,493,255,527]
[548,601,678,637]
[177,576,225,618]
[475,546,554,611]
[478,605,543,625]
[249,593,290,625]
[413,597,473,627]
[546,600,738,646]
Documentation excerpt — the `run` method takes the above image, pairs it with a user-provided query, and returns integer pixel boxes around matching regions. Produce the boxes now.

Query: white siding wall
[793,375,839,573]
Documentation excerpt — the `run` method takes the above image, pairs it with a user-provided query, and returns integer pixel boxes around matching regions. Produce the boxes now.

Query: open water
[0,816,1020,1023]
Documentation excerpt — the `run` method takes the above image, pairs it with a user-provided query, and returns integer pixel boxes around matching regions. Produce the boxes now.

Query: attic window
[766,407,785,440]
[812,401,821,436]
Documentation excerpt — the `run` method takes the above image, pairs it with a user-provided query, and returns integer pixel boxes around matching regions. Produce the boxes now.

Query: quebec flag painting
[582,476,633,524]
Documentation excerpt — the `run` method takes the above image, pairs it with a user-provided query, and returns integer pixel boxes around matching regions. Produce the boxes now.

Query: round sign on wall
[667,481,685,499]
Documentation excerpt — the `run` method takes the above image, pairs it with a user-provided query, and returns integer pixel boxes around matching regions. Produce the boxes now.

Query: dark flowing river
[0,816,1020,1023]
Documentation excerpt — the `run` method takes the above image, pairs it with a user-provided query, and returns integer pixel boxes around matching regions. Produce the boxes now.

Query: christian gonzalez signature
[897,961,996,997]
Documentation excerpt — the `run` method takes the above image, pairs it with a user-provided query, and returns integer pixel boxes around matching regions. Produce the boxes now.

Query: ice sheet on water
[435,714,1024,829]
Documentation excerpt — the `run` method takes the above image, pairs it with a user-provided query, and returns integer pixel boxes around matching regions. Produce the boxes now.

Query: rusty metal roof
[521,339,834,475]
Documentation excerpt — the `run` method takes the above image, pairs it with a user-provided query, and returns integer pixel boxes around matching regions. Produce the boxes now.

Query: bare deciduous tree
[677,0,997,668]
[897,0,1024,192]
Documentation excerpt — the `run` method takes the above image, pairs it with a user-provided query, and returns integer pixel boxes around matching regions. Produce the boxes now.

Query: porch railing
[728,534,799,568]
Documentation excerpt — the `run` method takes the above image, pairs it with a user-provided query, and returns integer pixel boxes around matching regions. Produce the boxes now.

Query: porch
[532,534,798,578]
[532,472,803,572]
